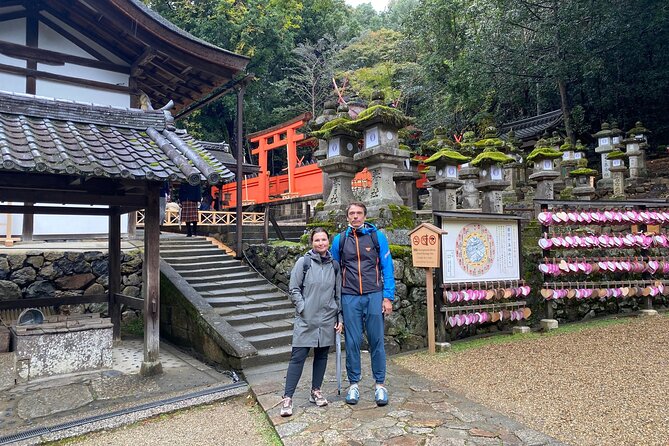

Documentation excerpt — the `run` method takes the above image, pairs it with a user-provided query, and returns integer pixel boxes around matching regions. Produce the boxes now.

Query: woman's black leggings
[283,346,330,398]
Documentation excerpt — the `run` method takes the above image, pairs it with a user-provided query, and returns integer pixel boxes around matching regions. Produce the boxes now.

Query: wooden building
[0,0,249,375]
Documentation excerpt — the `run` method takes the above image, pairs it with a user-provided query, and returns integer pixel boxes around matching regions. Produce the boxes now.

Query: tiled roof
[0,91,233,185]
[500,109,563,141]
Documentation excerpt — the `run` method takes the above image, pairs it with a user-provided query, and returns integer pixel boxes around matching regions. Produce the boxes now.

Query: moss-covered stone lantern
[569,164,598,201]
[593,122,614,187]
[453,130,480,209]
[312,100,338,199]
[527,146,562,201]
[423,142,471,211]
[350,97,413,214]
[607,150,628,198]
[311,104,362,214]
[623,121,649,179]
[470,137,514,213]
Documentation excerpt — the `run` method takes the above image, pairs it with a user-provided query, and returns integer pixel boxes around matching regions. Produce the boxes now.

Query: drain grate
[0,381,247,445]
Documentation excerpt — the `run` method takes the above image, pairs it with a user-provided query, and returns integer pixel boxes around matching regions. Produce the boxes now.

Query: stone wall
[0,251,143,314]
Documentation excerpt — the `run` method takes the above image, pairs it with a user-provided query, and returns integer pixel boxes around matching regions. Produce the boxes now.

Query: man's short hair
[346,202,367,215]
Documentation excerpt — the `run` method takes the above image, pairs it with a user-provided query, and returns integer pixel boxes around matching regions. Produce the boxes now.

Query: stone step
[167,259,242,271]
[224,308,295,325]
[216,300,293,316]
[246,329,293,349]
[206,291,288,307]
[242,344,293,369]
[199,285,283,299]
[160,239,212,247]
[160,247,225,257]
[177,265,250,277]
[180,271,257,285]
[161,254,232,264]
[233,319,294,337]
[191,278,268,291]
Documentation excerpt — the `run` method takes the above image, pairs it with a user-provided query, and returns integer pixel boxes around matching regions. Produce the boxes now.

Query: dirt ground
[395,315,669,446]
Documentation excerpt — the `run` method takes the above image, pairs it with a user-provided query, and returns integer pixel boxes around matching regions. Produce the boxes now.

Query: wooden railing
[135,209,265,227]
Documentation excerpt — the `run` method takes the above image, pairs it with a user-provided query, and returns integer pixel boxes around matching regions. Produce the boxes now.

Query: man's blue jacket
[331,223,395,300]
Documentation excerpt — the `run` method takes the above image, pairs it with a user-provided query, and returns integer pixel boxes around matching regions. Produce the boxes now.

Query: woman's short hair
[310,227,329,242]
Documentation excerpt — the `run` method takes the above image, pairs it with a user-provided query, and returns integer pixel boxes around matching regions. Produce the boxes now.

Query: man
[331,202,395,406]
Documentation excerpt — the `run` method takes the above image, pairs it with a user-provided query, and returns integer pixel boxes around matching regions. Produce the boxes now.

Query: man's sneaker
[280,397,293,417]
[375,385,388,406]
[345,385,360,405]
[309,389,328,407]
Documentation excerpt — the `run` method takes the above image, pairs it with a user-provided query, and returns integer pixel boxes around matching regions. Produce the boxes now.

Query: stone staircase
[160,235,295,369]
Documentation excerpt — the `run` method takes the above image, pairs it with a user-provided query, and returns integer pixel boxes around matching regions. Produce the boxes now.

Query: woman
[280,228,343,417]
[178,183,201,237]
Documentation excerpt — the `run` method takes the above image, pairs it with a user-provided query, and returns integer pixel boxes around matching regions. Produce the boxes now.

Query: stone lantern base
[354,145,409,215]
[318,155,360,214]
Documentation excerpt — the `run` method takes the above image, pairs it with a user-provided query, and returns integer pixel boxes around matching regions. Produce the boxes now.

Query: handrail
[135,209,265,227]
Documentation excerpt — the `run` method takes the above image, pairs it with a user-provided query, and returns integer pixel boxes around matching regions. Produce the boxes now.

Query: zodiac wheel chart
[455,223,495,276]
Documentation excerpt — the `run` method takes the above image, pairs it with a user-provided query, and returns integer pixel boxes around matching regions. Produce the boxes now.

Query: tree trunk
[557,78,574,144]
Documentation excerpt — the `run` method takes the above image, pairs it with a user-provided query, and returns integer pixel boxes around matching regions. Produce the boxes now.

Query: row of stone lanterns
[594,121,649,189]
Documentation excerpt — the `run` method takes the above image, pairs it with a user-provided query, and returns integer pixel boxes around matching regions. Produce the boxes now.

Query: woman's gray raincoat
[288,249,342,348]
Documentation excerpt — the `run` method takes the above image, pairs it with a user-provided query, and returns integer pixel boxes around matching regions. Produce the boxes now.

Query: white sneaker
[280,397,293,417]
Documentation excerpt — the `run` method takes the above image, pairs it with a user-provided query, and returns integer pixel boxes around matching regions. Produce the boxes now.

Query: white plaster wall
[1,205,129,236]
[0,18,27,93]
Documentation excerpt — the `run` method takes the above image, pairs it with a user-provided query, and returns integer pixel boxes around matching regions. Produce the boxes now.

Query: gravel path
[395,315,669,446]
[61,395,275,446]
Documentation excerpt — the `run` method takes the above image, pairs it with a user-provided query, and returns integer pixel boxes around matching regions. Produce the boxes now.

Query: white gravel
[57,395,275,446]
[395,315,669,446]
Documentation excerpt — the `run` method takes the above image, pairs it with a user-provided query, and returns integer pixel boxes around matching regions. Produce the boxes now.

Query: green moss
[470,150,514,167]
[560,142,574,152]
[399,144,410,151]
[423,149,470,165]
[310,117,359,140]
[607,150,628,160]
[352,105,414,129]
[314,201,325,212]
[389,244,412,258]
[269,240,303,248]
[387,204,416,230]
[569,167,598,176]
[526,147,563,161]
[306,220,336,234]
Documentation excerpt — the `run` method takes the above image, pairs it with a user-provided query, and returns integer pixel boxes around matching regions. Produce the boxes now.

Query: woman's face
[311,231,329,255]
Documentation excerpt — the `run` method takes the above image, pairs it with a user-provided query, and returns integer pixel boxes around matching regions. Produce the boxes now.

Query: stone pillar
[313,141,331,200]
[318,133,361,214]
[429,164,463,211]
[354,124,409,215]
[610,160,627,199]
[528,159,560,213]
[459,165,480,210]
[573,175,596,200]
[394,160,420,209]
[593,123,614,189]
[502,161,522,201]
[625,140,646,179]
[476,164,509,214]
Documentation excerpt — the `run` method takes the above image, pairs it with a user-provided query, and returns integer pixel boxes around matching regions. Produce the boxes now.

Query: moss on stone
[310,117,359,140]
[607,150,628,160]
[470,150,514,167]
[569,167,598,176]
[423,149,470,165]
[389,244,412,258]
[387,204,416,230]
[526,147,563,161]
[352,105,414,129]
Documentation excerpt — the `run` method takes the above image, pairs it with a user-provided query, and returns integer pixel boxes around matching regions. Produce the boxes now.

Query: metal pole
[235,84,245,259]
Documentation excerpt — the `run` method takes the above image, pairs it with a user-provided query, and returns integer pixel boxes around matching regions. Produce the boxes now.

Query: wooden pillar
[286,128,298,195]
[235,85,246,259]
[140,183,162,376]
[21,202,34,242]
[109,206,122,341]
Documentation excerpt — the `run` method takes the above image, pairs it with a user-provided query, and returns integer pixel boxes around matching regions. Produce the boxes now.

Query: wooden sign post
[409,223,446,354]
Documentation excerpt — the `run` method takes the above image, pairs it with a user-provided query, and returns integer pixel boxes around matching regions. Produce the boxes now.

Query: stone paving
[245,351,565,446]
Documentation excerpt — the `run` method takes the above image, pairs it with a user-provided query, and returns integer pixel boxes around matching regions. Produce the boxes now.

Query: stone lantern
[501,129,523,201]
[569,164,598,201]
[311,108,361,214]
[527,145,563,205]
[559,141,578,191]
[423,142,470,211]
[471,141,514,214]
[607,150,628,199]
[311,100,338,200]
[393,145,421,209]
[593,122,614,188]
[350,97,412,215]
[623,121,649,179]
[457,131,480,209]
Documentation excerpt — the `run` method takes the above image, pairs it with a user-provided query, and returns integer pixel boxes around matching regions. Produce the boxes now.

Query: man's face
[347,205,366,229]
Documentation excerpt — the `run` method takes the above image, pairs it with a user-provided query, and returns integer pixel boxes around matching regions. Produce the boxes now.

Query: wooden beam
[0,62,131,93]
[0,204,114,216]
[0,188,146,208]
[0,40,129,73]
[0,10,26,23]
[26,2,38,94]
[109,206,121,340]
[115,293,143,310]
[140,182,162,376]
[20,202,33,242]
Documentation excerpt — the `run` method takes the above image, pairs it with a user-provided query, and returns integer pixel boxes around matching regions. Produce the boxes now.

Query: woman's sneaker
[375,385,388,406]
[345,385,360,405]
[280,397,293,417]
[309,389,328,407]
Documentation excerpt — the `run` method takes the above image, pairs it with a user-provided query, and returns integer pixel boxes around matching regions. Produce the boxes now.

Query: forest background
[146,0,668,157]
